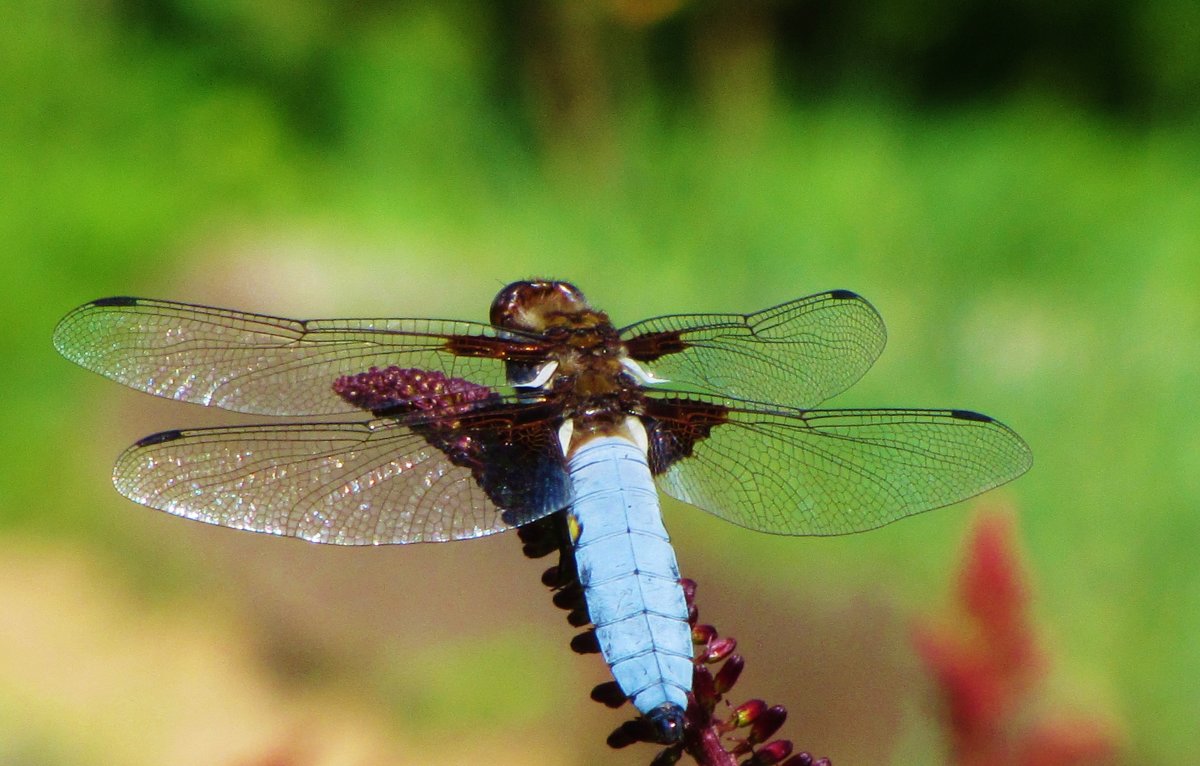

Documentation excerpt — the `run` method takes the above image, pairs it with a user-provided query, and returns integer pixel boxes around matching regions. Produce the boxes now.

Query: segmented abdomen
[567,435,692,718]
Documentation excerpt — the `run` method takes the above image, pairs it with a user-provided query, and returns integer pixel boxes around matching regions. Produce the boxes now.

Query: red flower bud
[680,578,697,603]
[649,746,683,766]
[749,705,788,744]
[749,739,794,764]
[606,720,643,749]
[705,636,737,663]
[713,654,745,693]
[692,664,717,704]
[732,699,768,727]
[590,681,626,708]
[570,631,599,654]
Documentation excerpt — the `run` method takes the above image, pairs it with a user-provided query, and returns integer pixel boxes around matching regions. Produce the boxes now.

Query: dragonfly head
[490,280,592,332]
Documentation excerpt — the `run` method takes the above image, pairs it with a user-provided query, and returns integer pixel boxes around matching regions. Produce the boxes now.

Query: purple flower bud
[518,516,566,560]
[749,705,788,743]
[781,755,814,766]
[332,366,494,415]
[606,720,643,749]
[566,607,590,627]
[570,631,599,654]
[552,586,582,610]
[591,681,627,708]
[687,602,699,625]
[521,539,555,559]
[705,636,737,663]
[681,578,697,603]
[540,566,560,586]
[692,664,717,704]
[649,746,683,766]
[750,739,794,764]
[713,654,745,693]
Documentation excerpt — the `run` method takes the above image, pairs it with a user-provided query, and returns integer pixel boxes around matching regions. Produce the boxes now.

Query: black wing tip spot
[828,289,861,300]
[90,296,141,308]
[135,429,185,447]
[950,409,994,423]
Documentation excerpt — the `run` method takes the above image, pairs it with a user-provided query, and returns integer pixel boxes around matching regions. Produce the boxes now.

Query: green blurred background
[3,0,1198,763]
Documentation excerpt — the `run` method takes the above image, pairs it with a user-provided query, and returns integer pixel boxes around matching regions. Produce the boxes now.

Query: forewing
[54,297,548,416]
[644,398,1032,535]
[113,412,571,545]
[621,290,886,410]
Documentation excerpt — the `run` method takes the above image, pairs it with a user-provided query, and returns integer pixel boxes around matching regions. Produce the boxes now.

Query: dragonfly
[53,280,1031,742]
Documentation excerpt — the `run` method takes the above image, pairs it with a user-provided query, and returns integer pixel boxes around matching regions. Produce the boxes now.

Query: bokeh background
[3,1,1198,763]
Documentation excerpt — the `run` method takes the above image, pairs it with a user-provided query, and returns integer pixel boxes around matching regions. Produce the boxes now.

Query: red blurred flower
[914,509,1120,766]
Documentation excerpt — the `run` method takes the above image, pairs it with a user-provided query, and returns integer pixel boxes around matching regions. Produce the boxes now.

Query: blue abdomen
[567,434,692,735]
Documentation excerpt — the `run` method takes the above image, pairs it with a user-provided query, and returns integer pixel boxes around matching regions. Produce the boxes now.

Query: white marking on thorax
[557,420,575,457]
[621,416,650,455]
[621,357,669,385]
[513,360,559,389]
[559,416,649,460]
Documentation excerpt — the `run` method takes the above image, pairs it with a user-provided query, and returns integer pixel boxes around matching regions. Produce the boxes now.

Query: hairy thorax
[490,280,648,449]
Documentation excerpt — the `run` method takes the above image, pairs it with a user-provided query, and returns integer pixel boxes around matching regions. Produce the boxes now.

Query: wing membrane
[621,290,886,410]
[114,414,571,545]
[54,297,545,416]
[647,398,1032,536]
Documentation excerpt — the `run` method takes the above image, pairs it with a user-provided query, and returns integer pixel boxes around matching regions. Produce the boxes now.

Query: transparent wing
[646,398,1032,536]
[113,413,571,545]
[621,290,886,410]
[54,297,547,416]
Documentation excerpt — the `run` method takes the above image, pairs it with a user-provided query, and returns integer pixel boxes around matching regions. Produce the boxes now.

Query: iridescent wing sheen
[113,402,571,545]
[53,297,549,416]
[644,397,1032,536]
[621,290,886,410]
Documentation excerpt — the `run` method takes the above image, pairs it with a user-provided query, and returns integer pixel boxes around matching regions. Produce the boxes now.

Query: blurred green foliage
[2,1,1198,764]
